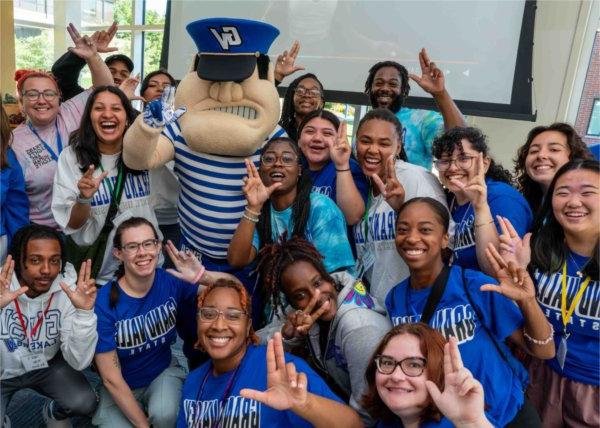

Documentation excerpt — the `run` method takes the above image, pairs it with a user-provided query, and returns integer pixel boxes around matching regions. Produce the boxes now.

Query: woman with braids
[432,126,532,275]
[278,73,324,142]
[257,236,391,425]
[177,280,362,427]
[93,216,234,427]
[513,123,592,215]
[227,137,354,276]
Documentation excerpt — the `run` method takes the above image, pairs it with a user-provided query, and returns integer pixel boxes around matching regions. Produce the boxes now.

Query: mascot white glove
[143,85,187,128]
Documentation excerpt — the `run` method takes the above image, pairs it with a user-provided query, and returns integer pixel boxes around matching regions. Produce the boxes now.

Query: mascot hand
[142,85,186,128]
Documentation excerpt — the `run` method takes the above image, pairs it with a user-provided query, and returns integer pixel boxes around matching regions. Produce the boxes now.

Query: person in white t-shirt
[52,86,161,285]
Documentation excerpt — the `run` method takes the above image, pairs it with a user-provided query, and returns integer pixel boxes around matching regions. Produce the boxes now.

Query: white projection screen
[163,0,536,120]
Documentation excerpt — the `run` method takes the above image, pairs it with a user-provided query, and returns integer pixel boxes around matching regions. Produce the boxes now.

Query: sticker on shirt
[183,396,260,428]
[342,280,375,309]
[22,353,49,372]
[25,143,54,169]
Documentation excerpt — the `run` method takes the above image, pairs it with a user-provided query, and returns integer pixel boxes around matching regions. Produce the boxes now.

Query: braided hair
[278,73,324,142]
[257,138,313,249]
[364,61,410,113]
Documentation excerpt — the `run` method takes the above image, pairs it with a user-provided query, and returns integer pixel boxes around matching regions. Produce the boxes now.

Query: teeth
[534,165,551,170]
[405,249,425,255]
[365,158,379,164]
[565,212,587,217]
[207,106,257,120]
[210,337,231,343]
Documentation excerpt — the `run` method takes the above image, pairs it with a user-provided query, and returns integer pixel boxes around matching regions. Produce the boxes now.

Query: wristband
[474,219,494,228]
[76,195,93,204]
[523,324,554,345]
[335,167,351,172]
[242,213,259,223]
[192,266,206,285]
[245,206,261,217]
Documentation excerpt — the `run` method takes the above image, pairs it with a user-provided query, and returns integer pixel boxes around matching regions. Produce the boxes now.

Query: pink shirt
[12,90,89,228]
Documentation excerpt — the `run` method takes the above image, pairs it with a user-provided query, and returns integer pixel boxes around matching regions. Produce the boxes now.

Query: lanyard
[98,163,124,201]
[561,261,591,331]
[14,294,55,343]
[27,121,62,162]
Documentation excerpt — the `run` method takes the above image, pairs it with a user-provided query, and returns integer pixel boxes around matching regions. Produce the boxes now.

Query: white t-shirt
[353,160,448,304]
[52,146,161,285]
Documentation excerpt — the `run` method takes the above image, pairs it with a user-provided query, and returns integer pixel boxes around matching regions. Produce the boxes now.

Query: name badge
[22,353,49,372]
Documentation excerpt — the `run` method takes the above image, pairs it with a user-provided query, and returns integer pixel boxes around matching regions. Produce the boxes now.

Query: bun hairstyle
[15,70,60,98]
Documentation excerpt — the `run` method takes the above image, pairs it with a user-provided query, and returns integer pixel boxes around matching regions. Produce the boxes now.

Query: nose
[566,194,583,208]
[389,364,406,381]
[209,81,243,103]
[405,229,421,244]
[212,312,228,329]
[446,159,459,172]
[40,261,51,275]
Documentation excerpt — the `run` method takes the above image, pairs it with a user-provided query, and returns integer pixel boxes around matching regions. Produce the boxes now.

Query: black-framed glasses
[260,153,298,166]
[374,355,427,376]
[433,155,476,172]
[23,90,58,101]
[120,239,161,254]
[294,87,322,98]
[198,307,247,323]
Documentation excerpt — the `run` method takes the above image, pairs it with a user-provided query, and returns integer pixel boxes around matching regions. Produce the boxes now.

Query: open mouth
[564,211,588,219]
[269,171,286,182]
[134,258,153,267]
[208,336,232,347]
[532,164,553,172]
[206,106,258,120]
[100,121,118,131]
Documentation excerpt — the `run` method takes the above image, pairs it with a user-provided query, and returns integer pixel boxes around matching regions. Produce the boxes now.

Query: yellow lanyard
[561,261,591,330]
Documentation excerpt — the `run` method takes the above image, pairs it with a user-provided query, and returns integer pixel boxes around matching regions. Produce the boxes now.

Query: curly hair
[279,73,324,142]
[361,323,446,425]
[364,61,410,113]
[432,127,513,185]
[514,123,592,214]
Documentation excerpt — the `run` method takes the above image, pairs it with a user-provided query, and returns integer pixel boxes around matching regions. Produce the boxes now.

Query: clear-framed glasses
[374,355,427,376]
[294,87,322,98]
[23,90,58,102]
[198,307,247,323]
[120,239,161,254]
[433,155,476,172]
[260,153,298,166]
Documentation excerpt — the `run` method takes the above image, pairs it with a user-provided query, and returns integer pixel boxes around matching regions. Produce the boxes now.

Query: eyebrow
[555,183,599,191]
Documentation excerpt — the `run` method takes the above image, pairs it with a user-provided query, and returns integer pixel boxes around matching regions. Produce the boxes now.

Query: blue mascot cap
[186,17,280,82]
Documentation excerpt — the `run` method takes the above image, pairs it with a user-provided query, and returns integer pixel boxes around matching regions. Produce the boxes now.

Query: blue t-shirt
[308,158,368,204]
[252,192,355,272]
[396,107,444,170]
[177,344,342,427]
[533,252,600,386]
[95,269,198,389]
[451,179,532,270]
[385,265,527,427]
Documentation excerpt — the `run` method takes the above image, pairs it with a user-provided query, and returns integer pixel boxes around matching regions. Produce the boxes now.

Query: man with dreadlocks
[256,237,390,426]
[365,48,465,170]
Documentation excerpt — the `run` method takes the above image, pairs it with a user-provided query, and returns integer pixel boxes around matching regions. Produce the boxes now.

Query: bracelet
[76,195,93,204]
[245,206,261,217]
[474,219,494,228]
[192,265,206,285]
[523,324,554,345]
[242,213,259,223]
[335,167,351,172]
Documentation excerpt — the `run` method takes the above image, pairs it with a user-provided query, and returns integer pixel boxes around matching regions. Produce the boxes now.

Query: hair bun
[14,69,34,82]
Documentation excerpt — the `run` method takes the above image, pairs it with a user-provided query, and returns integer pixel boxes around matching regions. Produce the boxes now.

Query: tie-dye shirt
[396,107,444,170]
[252,192,354,273]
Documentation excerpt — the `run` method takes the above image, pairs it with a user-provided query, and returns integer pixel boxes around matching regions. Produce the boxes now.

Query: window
[587,99,600,136]
[14,25,54,70]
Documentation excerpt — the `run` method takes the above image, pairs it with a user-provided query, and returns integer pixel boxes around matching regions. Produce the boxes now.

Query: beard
[369,91,403,113]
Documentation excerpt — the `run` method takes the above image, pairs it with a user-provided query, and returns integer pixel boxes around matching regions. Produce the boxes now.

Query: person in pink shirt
[11,23,113,229]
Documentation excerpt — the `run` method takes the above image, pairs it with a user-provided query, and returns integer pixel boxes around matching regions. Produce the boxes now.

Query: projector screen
[164,0,536,120]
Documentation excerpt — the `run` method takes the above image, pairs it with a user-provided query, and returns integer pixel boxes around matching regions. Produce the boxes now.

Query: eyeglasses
[374,355,427,376]
[433,155,476,171]
[148,82,171,89]
[294,87,322,98]
[120,239,161,254]
[260,153,298,166]
[198,307,247,323]
[23,90,58,101]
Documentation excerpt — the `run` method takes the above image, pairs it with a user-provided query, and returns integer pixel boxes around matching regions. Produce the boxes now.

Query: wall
[574,30,600,144]
[1,0,16,97]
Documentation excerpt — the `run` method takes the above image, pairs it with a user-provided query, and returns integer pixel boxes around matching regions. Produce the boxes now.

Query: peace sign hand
[119,74,146,102]
[91,22,118,53]
[243,159,281,212]
[240,332,309,411]
[449,153,487,210]
[497,216,531,270]
[275,41,305,82]
[282,289,331,339]
[67,23,98,60]
[371,156,405,212]
[0,256,28,309]
[480,243,536,304]
[408,48,446,96]
[426,337,491,427]
[77,165,109,200]
[328,121,351,170]
[60,259,97,310]
[164,240,206,284]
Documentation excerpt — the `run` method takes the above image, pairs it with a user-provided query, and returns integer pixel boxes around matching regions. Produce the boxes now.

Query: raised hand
[371,156,405,211]
[328,121,351,170]
[282,289,330,339]
[142,85,186,128]
[67,23,98,60]
[240,332,309,411]
[77,165,109,200]
[91,22,118,53]
[60,259,97,310]
[243,159,281,212]
[426,337,491,428]
[0,256,28,309]
[480,243,536,303]
[497,216,531,269]
[164,240,206,284]
[449,152,487,210]
[274,40,305,82]
[408,48,445,96]
[119,74,145,102]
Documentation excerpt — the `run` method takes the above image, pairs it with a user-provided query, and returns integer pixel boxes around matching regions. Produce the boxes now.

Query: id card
[22,353,49,372]
[557,334,569,370]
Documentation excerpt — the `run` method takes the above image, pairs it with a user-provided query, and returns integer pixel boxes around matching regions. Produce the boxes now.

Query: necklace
[568,251,589,278]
